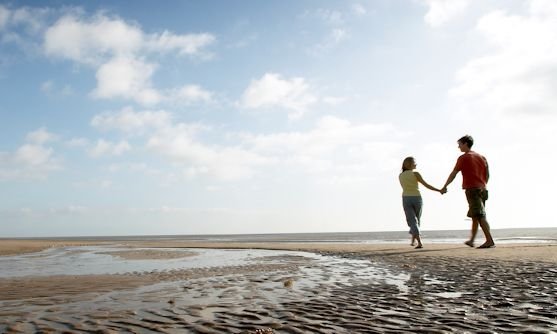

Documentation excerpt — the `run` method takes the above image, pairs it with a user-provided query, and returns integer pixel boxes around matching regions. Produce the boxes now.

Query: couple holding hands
[399,135,495,249]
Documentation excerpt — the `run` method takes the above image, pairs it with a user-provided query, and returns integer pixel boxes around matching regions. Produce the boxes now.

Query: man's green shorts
[465,188,488,218]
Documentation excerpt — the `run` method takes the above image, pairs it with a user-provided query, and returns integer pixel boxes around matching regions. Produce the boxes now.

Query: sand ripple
[1,252,556,333]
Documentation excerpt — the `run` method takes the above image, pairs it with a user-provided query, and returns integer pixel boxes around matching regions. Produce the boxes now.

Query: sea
[23,227,557,244]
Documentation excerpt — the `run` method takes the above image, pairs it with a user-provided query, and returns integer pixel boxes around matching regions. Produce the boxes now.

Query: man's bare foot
[477,242,495,249]
[464,240,474,247]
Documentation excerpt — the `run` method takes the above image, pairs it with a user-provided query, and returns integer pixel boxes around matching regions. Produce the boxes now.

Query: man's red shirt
[455,151,488,189]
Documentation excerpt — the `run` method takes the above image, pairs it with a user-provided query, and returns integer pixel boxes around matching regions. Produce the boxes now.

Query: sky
[1,0,556,237]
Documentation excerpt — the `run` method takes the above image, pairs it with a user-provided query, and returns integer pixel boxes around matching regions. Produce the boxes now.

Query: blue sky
[1,0,556,237]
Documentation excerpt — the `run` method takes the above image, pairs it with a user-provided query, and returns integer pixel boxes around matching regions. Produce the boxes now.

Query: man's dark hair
[458,135,474,148]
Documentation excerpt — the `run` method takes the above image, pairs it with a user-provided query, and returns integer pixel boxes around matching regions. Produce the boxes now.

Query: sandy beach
[1,239,556,333]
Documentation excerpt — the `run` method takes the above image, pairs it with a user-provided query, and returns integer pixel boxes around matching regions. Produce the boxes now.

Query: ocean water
[34,227,557,244]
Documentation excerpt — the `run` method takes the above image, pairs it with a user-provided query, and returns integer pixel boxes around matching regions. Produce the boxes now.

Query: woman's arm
[414,172,441,192]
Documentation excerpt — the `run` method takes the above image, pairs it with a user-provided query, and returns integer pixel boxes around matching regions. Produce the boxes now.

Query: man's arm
[485,159,490,183]
[441,168,459,193]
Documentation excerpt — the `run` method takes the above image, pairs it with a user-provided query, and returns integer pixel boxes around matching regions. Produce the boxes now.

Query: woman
[399,156,442,248]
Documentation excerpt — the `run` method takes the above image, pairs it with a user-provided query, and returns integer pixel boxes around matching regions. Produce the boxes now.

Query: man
[441,135,495,249]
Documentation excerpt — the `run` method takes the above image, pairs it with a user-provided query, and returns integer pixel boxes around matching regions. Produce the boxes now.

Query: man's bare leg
[477,217,495,248]
[465,218,479,247]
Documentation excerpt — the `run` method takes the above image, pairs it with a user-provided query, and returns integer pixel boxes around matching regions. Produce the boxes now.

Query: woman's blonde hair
[401,156,415,172]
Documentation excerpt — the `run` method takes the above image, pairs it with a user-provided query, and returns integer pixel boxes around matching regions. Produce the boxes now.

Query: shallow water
[0,245,415,289]
[0,246,318,278]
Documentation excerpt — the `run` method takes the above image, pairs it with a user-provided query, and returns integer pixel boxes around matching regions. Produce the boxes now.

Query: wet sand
[0,239,108,257]
[1,239,556,333]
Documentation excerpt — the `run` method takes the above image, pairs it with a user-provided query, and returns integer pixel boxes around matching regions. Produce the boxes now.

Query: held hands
[433,187,445,194]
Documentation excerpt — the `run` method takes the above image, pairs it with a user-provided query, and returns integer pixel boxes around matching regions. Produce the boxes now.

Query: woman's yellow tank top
[399,170,421,196]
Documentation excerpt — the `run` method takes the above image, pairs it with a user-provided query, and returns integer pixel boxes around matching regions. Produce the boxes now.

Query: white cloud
[66,137,89,148]
[44,15,215,63]
[90,108,247,179]
[89,139,131,157]
[240,73,317,119]
[92,58,214,106]
[26,127,57,144]
[0,5,51,55]
[145,30,215,56]
[7,9,216,106]
[0,5,10,30]
[352,4,367,16]
[91,56,162,105]
[91,106,171,134]
[146,124,269,181]
[142,113,403,183]
[236,115,403,181]
[14,144,53,166]
[11,7,51,33]
[530,0,557,16]
[170,84,213,104]
[449,0,557,117]
[423,0,470,27]
[245,115,398,157]
[322,96,346,105]
[43,13,215,105]
[330,28,347,43]
[44,14,143,64]
[0,5,51,33]
[0,128,60,180]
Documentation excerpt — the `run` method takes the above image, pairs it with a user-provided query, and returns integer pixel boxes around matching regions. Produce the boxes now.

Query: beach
[1,239,556,333]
